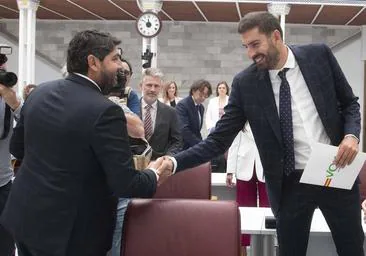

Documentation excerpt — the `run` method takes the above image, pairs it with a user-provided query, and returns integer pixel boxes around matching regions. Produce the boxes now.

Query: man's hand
[226,173,235,188]
[361,200,366,223]
[0,84,20,110]
[156,156,174,186]
[334,136,359,168]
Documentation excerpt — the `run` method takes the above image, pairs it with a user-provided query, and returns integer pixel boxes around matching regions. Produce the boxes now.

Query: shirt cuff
[345,134,359,143]
[166,156,177,174]
[149,167,160,182]
[12,101,22,121]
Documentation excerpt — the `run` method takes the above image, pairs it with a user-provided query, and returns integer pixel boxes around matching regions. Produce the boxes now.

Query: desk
[211,173,235,200]
[241,207,366,256]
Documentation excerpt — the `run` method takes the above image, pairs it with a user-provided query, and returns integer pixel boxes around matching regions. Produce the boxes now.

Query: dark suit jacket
[176,96,205,149]
[140,100,181,160]
[174,44,361,215]
[1,74,157,256]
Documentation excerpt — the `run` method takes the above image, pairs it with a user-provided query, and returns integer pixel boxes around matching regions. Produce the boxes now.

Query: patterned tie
[278,68,295,175]
[144,104,153,140]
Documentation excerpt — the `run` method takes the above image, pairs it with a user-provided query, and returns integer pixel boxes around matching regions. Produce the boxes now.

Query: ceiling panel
[162,1,204,22]
[314,5,363,25]
[72,0,131,20]
[197,2,239,22]
[287,4,320,24]
[239,3,267,17]
[37,7,68,20]
[111,0,140,19]
[349,7,366,26]
[40,0,98,20]
[0,6,18,19]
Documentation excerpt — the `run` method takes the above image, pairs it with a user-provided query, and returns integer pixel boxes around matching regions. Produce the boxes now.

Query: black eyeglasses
[120,70,132,76]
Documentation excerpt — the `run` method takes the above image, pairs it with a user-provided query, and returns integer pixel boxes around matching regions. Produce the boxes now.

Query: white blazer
[226,123,264,182]
[205,96,229,132]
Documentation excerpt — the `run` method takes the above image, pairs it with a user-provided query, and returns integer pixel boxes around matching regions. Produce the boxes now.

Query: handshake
[147,156,174,185]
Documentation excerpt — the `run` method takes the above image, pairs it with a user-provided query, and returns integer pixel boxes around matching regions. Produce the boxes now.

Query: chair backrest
[153,162,211,199]
[122,199,240,256]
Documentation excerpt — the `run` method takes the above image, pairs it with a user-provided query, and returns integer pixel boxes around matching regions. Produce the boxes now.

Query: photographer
[0,47,21,255]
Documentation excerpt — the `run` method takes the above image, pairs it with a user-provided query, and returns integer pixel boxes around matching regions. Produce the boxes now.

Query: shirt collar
[269,46,296,80]
[142,98,158,109]
[191,96,200,106]
[74,73,102,92]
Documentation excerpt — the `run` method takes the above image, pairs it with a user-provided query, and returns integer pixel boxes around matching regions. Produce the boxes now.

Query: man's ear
[272,30,283,43]
[87,55,100,72]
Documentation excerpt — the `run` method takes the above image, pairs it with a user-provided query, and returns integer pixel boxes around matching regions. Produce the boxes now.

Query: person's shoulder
[232,63,258,85]
[289,43,328,55]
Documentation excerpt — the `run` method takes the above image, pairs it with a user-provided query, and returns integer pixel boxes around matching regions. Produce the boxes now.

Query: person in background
[0,52,22,256]
[176,79,212,150]
[159,81,182,108]
[205,81,229,133]
[205,81,230,173]
[23,84,36,100]
[226,123,269,256]
[1,30,170,256]
[120,58,140,115]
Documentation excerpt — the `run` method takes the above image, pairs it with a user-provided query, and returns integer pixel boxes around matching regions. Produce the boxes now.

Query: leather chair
[153,162,211,199]
[122,199,240,256]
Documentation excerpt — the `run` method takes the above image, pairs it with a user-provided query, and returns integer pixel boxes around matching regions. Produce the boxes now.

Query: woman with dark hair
[205,81,230,173]
[159,81,182,108]
[205,81,229,133]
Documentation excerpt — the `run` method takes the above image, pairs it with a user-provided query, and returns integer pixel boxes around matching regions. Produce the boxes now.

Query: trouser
[237,172,269,246]
[276,172,364,256]
[0,181,14,256]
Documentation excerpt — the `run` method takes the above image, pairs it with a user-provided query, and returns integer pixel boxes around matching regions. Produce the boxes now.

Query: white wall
[333,37,364,148]
[0,33,61,88]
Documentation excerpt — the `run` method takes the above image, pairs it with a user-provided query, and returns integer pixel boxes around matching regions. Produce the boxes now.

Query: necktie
[144,104,153,140]
[196,105,201,128]
[278,68,295,175]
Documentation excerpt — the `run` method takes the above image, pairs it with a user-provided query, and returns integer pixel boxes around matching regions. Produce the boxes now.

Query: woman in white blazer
[226,123,269,255]
[159,81,182,108]
[205,81,229,133]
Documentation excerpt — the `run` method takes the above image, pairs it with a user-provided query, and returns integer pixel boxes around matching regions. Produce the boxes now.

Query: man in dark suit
[0,30,169,256]
[140,68,181,160]
[163,12,364,256]
[176,79,212,150]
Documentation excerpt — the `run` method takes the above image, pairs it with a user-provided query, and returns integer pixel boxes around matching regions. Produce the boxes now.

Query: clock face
[136,12,162,38]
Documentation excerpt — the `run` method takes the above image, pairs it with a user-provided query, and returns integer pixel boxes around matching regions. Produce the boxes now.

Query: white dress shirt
[74,73,101,92]
[141,99,158,134]
[269,47,331,169]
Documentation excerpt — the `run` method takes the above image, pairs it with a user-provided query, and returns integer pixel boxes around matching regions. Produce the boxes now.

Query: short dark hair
[238,11,283,40]
[216,81,229,97]
[120,58,133,75]
[189,79,212,97]
[67,30,121,75]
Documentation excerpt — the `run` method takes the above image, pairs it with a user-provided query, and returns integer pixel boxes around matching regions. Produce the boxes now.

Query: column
[16,0,39,98]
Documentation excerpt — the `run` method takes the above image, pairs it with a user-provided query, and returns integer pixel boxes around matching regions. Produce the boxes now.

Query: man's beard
[254,43,280,70]
[99,69,117,95]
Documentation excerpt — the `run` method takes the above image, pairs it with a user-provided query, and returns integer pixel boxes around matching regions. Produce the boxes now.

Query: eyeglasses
[120,70,132,76]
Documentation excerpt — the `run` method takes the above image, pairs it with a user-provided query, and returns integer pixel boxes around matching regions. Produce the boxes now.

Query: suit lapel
[188,97,200,132]
[256,70,282,144]
[291,46,327,121]
[149,101,162,142]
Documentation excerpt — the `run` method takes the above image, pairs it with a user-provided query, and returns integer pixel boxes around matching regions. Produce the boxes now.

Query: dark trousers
[0,181,14,256]
[276,172,364,256]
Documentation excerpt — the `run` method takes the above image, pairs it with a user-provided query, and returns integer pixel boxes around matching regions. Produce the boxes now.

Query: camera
[0,45,17,88]
[142,48,153,69]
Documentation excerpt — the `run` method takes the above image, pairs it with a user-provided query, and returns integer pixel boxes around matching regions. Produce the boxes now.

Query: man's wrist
[345,134,359,143]
[166,156,177,174]
[149,167,160,182]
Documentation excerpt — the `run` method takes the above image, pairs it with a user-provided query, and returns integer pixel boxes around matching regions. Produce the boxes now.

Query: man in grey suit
[140,68,181,160]
[162,12,364,256]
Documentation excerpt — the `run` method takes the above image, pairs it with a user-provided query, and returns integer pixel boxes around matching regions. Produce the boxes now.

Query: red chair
[153,162,211,199]
[122,199,240,256]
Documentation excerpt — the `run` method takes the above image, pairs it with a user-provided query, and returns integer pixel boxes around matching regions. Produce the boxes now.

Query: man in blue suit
[176,79,212,150]
[165,12,364,256]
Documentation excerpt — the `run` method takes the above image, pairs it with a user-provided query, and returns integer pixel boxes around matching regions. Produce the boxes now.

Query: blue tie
[278,68,295,175]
